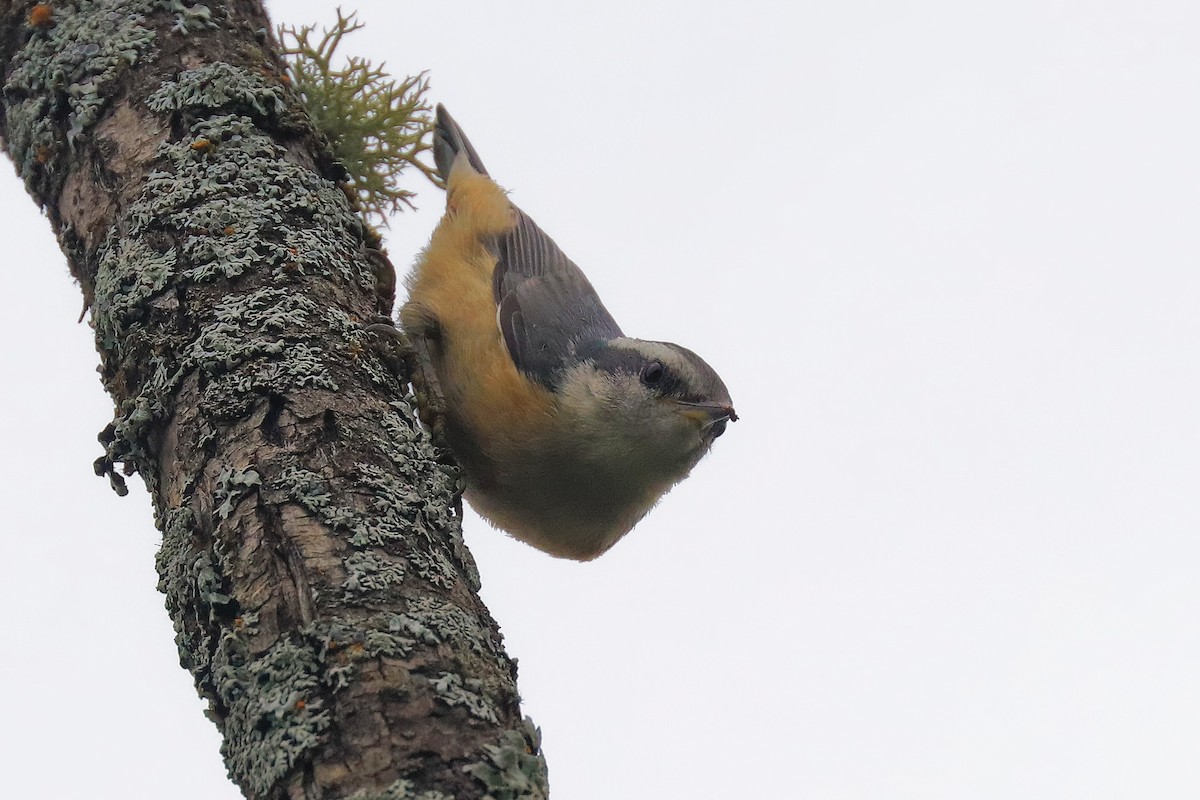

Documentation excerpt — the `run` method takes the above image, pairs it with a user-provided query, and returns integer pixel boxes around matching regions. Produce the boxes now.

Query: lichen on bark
[0,2,547,797]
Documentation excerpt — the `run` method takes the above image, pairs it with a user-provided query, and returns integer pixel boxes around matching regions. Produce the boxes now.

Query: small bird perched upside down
[389,105,736,560]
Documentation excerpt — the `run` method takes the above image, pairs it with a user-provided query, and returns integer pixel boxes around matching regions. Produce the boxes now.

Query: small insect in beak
[675,401,738,437]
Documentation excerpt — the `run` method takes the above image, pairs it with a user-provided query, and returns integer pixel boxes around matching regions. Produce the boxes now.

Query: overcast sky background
[2,1,1199,797]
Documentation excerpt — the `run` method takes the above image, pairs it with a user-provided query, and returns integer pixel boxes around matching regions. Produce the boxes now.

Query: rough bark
[0,2,547,798]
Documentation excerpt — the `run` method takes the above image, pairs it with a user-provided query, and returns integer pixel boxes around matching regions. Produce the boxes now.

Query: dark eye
[641,360,666,386]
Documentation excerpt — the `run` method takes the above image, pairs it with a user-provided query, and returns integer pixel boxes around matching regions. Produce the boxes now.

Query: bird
[393,104,736,560]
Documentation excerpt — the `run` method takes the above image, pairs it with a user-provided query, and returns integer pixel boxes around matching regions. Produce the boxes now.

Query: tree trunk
[0,2,547,797]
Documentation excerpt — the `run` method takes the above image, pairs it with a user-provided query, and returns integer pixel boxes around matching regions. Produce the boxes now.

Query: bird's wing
[493,209,623,389]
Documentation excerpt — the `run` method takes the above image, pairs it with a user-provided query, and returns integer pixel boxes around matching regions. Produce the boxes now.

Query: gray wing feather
[493,210,623,388]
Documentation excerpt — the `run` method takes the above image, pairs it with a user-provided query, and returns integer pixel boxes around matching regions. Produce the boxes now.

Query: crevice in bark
[262,392,287,446]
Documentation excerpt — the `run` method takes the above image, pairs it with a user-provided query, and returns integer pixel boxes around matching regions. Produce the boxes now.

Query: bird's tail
[434,104,490,181]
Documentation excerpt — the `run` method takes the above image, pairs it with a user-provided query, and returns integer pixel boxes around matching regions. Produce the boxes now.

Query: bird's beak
[674,400,738,436]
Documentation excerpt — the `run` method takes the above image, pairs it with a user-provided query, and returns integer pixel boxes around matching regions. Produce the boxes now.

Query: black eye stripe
[587,343,695,399]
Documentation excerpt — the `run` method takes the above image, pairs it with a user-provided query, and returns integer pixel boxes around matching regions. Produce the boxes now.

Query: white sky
[2,1,1199,797]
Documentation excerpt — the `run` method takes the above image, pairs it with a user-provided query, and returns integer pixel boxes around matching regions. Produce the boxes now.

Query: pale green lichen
[431,671,500,724]
[129,114,367,288]
[92,239,178,350]
[404,596,506,671]
[316,605,488,672]
[388,612,442,648]
[95,393,161,495]
[354,463,461,587]
[271,457,472,603]
[314,610,453,681]
[353,406,479,592]
[272,464,433,606]
[357,334,410,389]
[161,0,218,34]
[3,0,158,202]
[213,465,262,520]
[188,290,341,419]
[352,463,437,543]
[375,401,424,451]
[274,466,361,533]
[316,613,438,677]
[214,288,317,330]
[211,621,332,794]
[147,61,287,119]
[342,550,406,599]
[362,615,430,657]
[465,719,549,800]
[94,104,375,488]
[155,504,231,682]
[272,466,339,514]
